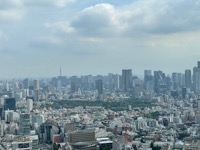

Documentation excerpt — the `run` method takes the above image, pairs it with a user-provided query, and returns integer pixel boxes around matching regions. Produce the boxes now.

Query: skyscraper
[193,66,200,94]
[34,80,39,90]
[172,72,181,90]
[154,71,165,94]
[95,79,103,97]
[34,80,39,101]
[144,70,153,92]
[122,69,132,93]
[23,78,29,89]
[70,76,78,94]
[198,61,200,68]
[185,69,192,89]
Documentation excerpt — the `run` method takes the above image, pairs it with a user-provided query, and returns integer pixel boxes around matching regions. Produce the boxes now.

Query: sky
[0,0,200,78]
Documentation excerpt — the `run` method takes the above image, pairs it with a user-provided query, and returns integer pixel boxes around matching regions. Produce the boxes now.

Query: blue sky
[0,0,200,78]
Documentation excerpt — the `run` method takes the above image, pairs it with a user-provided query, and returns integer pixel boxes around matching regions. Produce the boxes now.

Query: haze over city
[3,1,200,149]
[0,0,200,78]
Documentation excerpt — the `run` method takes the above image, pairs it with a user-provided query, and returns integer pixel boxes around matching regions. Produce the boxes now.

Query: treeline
[49,99,155,110]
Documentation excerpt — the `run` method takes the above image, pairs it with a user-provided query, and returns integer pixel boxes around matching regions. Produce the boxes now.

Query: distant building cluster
[1,62,200,102]
[1,62,200,149]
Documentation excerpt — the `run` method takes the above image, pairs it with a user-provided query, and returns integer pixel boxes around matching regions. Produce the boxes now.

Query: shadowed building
[122,69,132,94]
[4,98,16,111]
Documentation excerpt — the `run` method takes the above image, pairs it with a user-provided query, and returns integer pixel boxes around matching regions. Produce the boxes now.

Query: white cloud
[1,0,200,77]
[44,21,75,34]
[49,0,200,38]
[71,3,126,37]
[0,0,24,22]
[0,10,24,21]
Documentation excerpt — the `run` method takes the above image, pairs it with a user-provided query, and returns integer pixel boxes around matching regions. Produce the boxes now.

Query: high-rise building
[185,69,192,89]
[198,61,200,68]
[0,120,5,136]
[113,74,120,90]
[154,71,166,94]
[182,87,187,99]
[33,80,40,102]
[70,76,78,94]
[4,98,16,111]
[122,69,132,93]
[40,122,58,144]
[172,72,181,90]
[144,70,153,92]
[27,99,33,112]
[193,67,200,94]
[107,73,114,91]
[32,112,44,129]
[23,78,29,89]
[19,112,31,135]
[34,80,39,90]
[96,79,103,97]
[34,90,39,102]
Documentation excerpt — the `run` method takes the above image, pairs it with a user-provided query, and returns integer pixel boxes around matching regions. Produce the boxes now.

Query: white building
[0,120,5,136]
[27,99,33,112]
[30,135,39,150]
[19,112,31,135]
[12,136,32,150]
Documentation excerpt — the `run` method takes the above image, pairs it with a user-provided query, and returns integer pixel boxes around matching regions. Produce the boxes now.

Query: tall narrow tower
[122,69,132,93]
[60,66,62,77]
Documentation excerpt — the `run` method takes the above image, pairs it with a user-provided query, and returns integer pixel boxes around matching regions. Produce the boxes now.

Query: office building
[97,138,113,150]
[182,87,187,99]
[113,74,120,90]
[32,112,44,129]
[154,71,165,94]
[27,99,33,112]
[144,70,153,92]
[19,112,31,135]
[30,135,39,150]
[40,122,57,144]
[34,90,39,102]
[198,61,200,68]
[23,78,29,97]
[185,69,192,89]
[68,130,95,143]
[193,67,200,94]
[33,80,39,90]
[4,98,16,111]
[12,136,32,150]
[5,110,14,123]
[33,80,40,102]
[70,76,78,94]
[96,79,103,97]
[65,130,99,150]
[122,69,132,93]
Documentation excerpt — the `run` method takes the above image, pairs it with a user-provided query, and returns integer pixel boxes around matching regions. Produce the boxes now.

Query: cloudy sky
[0,0,200,78]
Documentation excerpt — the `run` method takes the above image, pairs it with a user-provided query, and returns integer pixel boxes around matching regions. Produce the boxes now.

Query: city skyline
[1,0,200,78]
[0,62,200,79]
